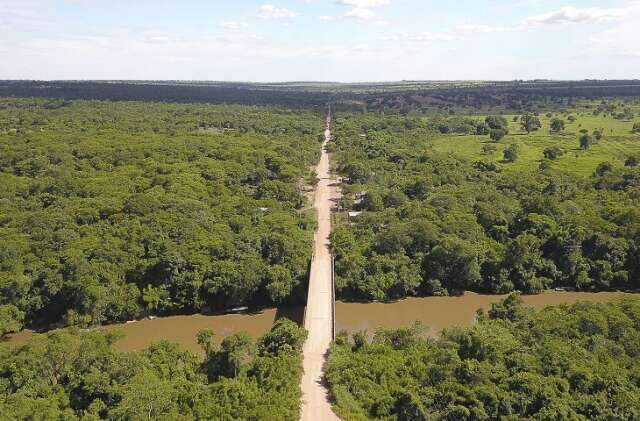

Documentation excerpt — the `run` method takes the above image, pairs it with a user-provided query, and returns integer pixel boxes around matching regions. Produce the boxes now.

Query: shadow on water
[275,306,305,326]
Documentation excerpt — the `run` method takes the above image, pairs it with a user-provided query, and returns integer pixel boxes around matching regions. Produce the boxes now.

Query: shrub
[580,134,593,149]
[503,144,519,162]
[543,147,563,160]
[489,128,507,142]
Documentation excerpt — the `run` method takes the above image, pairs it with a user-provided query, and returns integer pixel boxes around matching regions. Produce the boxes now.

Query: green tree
[503,144,519,162]
[543,147,563,160]
[112,370,179,420]
[625,156,638,167]
[342,161,370,183]
[197,329,216,359]
[487,292,531,322]
[580,133,593,149]
[481,144,497,155]
[0,304,24,337]
[476,122,490,135]
[361,191,384,211]
[503,234,555,293]
[220,333,253,377]
[142,285,167,312]
[595,161,613,176]
[550,118,565,133]
[423,237,481,293]
[489,128,507,142]
[485,115,509,130]
[259,318,307,356]
[327,298,640,420]
[265,265,294,303]
[521,113,542,133]
[394,391,428,421]
[383,190,408,208]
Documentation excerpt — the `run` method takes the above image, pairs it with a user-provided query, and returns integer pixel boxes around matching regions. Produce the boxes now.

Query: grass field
[430,111,640,177]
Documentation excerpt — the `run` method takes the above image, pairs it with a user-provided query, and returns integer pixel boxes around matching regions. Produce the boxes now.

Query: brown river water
[2,291,631,353]
[3,307,304,354]
[336,291,632,337]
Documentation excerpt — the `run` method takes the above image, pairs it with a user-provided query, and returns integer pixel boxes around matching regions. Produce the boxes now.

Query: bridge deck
[300,113,340,421]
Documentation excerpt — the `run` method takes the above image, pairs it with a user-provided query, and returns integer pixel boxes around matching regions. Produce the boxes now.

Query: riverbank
[4,291,633,356]
[2,306,304,354]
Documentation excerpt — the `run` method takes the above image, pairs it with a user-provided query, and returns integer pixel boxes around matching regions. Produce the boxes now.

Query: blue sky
[1,0,639,81]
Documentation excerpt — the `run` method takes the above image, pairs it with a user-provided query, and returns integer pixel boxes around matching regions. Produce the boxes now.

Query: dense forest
[0,81,331,109]
[330,104,640,301]
[2,88,640,419]
[0,98,322,334]
[3,80,640,110]
[0,318,306,420]
[356,84,640,115]
[327,295,640,420]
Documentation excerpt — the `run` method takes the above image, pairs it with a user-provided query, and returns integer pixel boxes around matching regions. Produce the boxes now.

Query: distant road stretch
[300,111,340,421]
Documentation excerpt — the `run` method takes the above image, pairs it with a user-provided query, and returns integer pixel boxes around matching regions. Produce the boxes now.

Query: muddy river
[3,291,631,352]
[3,306,304,354]
[336,291,632,337]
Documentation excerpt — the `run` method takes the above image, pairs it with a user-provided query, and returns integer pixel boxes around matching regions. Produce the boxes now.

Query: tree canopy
[0,98,322,329]
[330,110,640,301]
[327,296,640,420]
[0,318,307,420]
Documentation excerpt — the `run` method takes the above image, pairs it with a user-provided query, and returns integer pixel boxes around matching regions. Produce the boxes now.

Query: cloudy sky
[1,0,639,81]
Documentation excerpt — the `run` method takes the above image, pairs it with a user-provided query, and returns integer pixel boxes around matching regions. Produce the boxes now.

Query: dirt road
[300,112,340,421]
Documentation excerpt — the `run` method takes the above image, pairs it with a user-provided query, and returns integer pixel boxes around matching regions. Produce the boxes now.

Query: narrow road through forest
[300,110,341,421]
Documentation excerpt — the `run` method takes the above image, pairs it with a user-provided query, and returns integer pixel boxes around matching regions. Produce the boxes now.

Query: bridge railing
[331,254,336,340]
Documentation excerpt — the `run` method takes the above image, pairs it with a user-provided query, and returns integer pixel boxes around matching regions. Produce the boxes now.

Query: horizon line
[2,78,640,84]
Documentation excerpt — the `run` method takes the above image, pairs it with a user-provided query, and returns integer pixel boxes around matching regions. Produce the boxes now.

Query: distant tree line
[0,81,332,108]
[3,80,640,111]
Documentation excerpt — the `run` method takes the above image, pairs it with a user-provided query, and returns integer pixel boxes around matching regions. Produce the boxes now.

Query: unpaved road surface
[300,112,341,421]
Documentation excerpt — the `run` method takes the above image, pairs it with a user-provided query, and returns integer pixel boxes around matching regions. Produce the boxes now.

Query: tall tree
[521,113,542,133]
[550,118,565,133]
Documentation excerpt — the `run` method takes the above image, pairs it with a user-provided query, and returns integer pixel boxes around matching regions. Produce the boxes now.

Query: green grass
[430,113,640,177]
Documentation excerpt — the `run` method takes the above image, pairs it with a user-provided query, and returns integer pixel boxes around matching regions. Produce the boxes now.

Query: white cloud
[222,21,247,30]
[146,35,171,43]
[344,7,376,20]
[525,6,626,26]
[257,4,298,19]
[377,31,456,43]
[409,32,456,42]
[2,0,640,81]
[457,24,503,33]
[589,1,640,58]
[337,0,389,21]
[0,0,53,31]
[336,0,390,6]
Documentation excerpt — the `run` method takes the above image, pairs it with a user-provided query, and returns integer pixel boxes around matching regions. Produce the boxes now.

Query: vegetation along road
[300,110,341,421]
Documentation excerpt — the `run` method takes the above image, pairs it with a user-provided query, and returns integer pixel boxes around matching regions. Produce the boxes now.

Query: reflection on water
[3,306,305,354]
[336,291,632,337]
